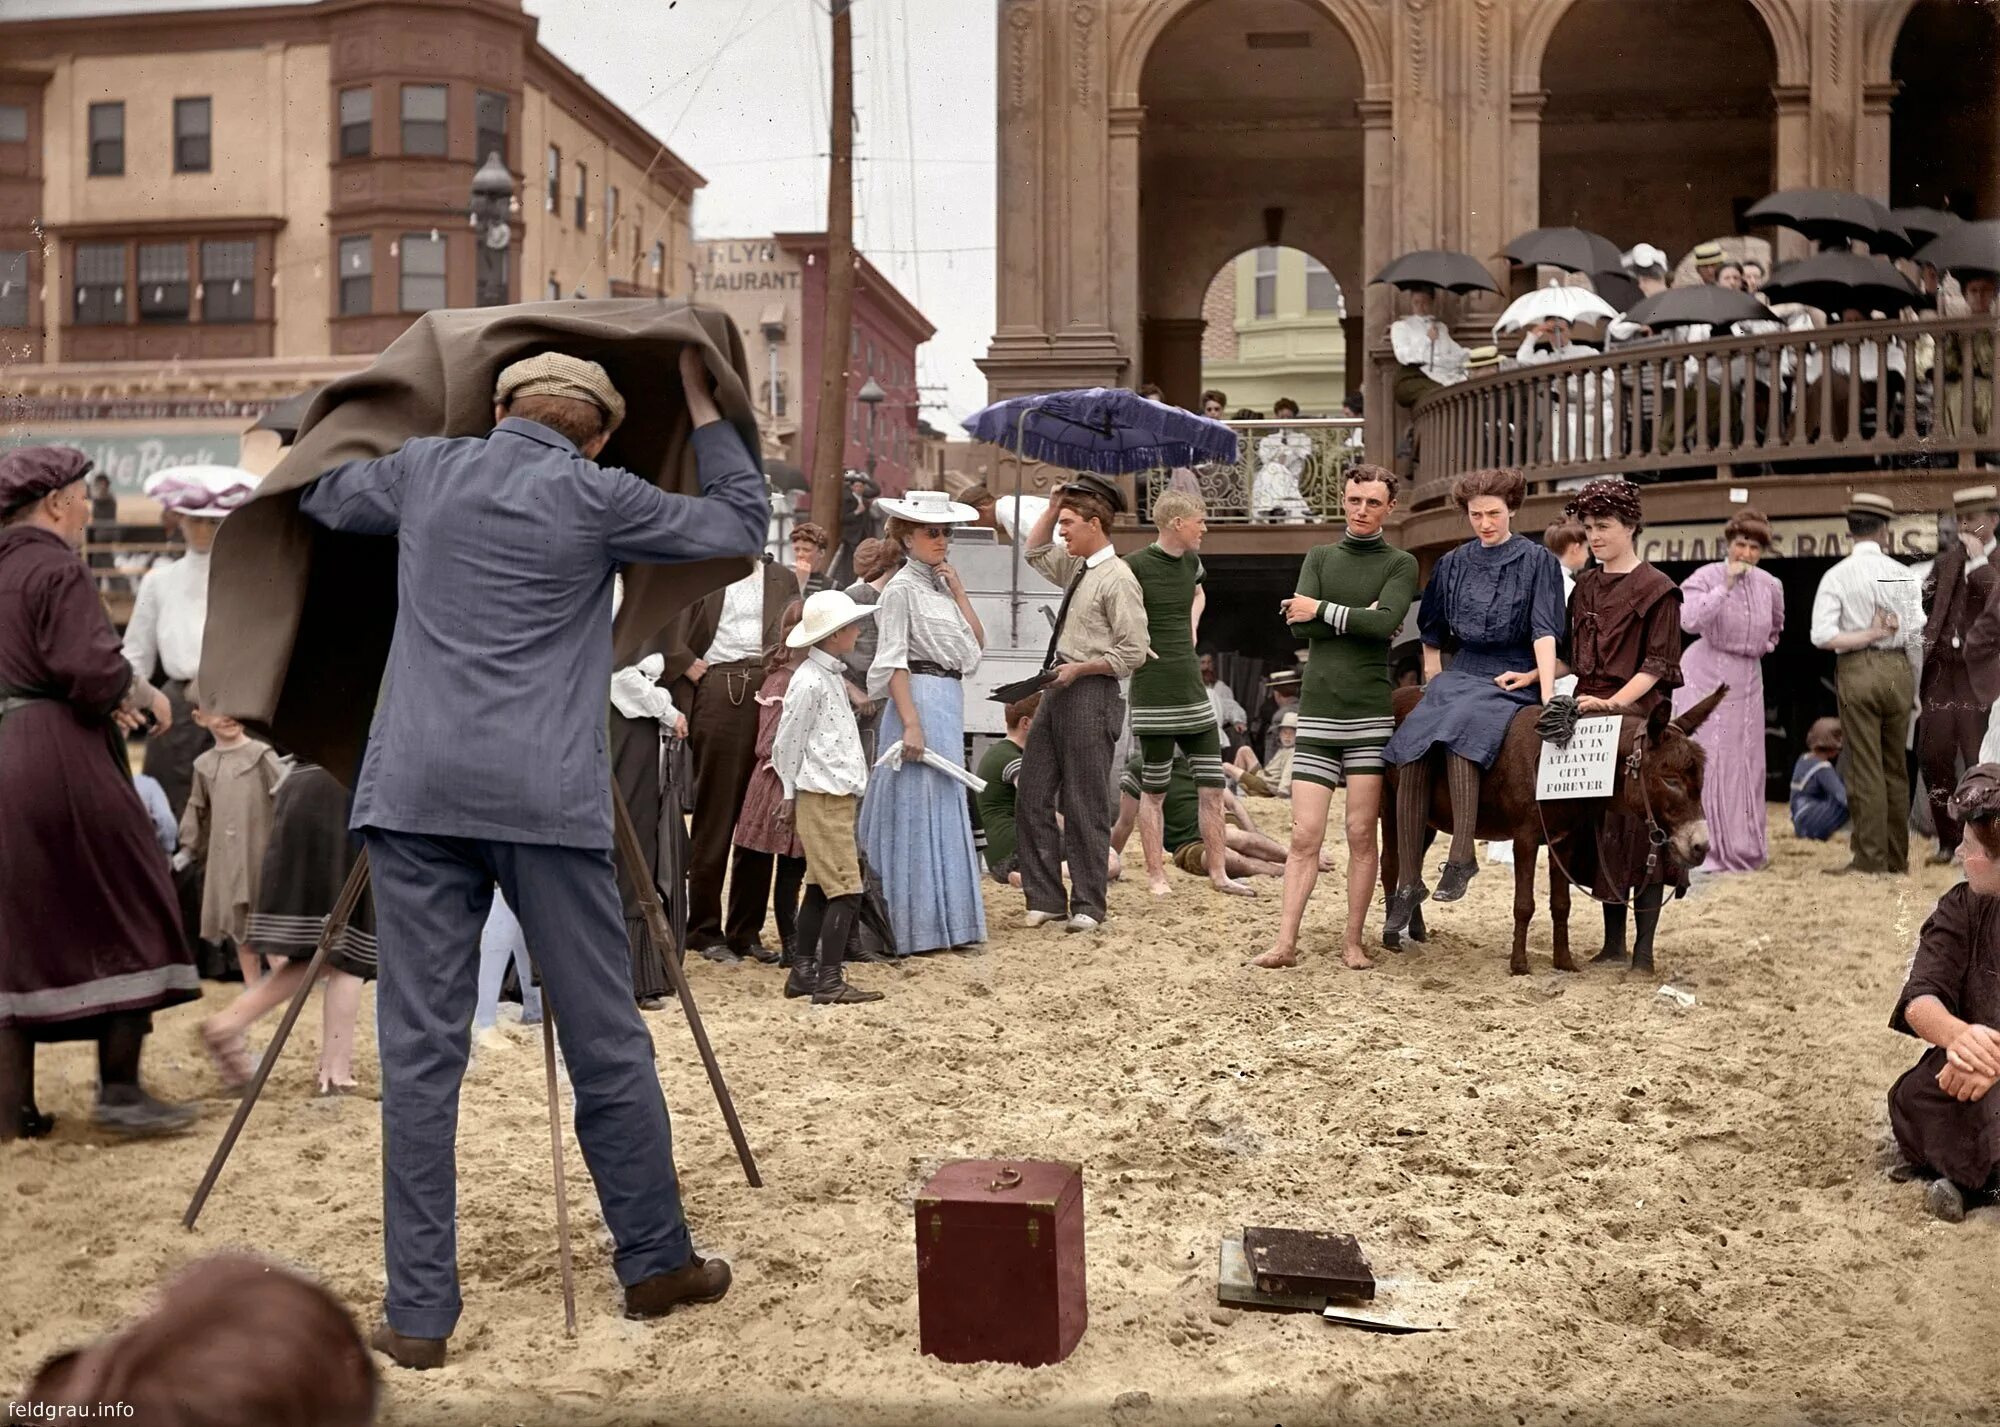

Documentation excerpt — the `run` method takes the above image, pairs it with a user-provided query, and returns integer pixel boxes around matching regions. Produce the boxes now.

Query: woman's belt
[907,660,962,680]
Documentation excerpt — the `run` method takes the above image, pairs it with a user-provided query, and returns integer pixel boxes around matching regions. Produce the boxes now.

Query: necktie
[1043,563,1089,670]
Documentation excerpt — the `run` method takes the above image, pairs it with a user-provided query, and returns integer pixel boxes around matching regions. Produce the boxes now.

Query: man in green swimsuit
[1111,754,1294,880]
[1253,466,1418,972]
[974,694,1037,885]
[1124,491,1251,899]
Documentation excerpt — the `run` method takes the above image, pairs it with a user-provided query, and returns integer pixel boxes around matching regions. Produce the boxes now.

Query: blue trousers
[365,830,693,1338]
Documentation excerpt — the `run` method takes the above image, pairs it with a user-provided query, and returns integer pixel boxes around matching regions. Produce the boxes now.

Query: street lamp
[857,375,886,481]
[470,151,516,307]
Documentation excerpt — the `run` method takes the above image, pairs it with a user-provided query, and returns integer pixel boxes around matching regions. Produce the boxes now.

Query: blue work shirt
[299,417,767,848]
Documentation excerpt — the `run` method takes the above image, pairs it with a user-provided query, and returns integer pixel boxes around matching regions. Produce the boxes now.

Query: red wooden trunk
[914,1159,1087,1367]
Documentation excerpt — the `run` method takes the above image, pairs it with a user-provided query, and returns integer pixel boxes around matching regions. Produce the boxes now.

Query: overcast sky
[3,0,1001,424]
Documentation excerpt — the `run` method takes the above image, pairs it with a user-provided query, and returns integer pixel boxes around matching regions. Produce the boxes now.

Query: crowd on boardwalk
[3,322,2000,1408]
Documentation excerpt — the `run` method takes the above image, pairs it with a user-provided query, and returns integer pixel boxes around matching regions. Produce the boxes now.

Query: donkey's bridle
[1534,723,1672,908]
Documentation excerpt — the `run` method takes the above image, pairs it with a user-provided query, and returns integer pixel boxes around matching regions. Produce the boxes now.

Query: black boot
[784,887,825,999]
[1591,903,1628,965]
[813,895,882,1005]
[0,1028,51,1143]
[1433,859,1479,903]
[778,932,797,969]
[1630,886,1664,974]
[1382,882,1427,947]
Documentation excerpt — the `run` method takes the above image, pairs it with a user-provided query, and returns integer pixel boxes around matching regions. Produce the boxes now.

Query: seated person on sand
[1887,764,2000,1224]
[1111,752,1327,880]
[1231,710,1297,798]
[1790,717,1849,841]
[975,703,1121,888]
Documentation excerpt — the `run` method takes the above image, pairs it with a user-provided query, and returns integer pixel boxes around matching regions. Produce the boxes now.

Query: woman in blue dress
[1383,468,1566,939]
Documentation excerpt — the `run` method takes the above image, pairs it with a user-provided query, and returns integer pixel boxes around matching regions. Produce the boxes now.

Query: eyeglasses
[917,525,952,540]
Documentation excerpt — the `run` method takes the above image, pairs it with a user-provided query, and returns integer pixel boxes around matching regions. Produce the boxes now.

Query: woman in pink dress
[1673,508,1785,872]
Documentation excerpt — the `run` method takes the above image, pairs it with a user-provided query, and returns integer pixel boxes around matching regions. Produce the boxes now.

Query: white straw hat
[874,487,979,524]
[787,588,879,648]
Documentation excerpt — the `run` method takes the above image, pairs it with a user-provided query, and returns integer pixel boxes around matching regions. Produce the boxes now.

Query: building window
[339,88,371,159]
[0,250,29,328]
[574,164,587,228]
[606,186,619,253]
[1304,256,1341,314]
[73,242,125,324]
[400,84,447,157]
[762,374,787,419]
[174,97,211,173]
[88,102,124,176]
[201,240,256,322]
[545,145,560,213]
[650,240,664,275]
[1253,246,1278,319]
[337,235,372,316]
[475,90,508,165]
[138,242,191,322]
[399,232,446,311]
[0,104,27,144]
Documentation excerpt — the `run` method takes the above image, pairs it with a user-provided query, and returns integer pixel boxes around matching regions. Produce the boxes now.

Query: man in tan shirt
[1018,475,1150,932]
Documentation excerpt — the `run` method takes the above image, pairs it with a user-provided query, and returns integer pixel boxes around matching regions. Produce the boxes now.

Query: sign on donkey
[1536,716,1622,800]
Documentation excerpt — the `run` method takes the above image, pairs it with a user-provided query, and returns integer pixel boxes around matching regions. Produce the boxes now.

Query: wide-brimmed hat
[1846,492,1895,519]
[494,352,627,434]
[1623,243,1669,274]
[1951,483,1998,516]
[787,588,879,648]
[875,487,979,525]
[144,465,259,520]
[1056,471,1128,515]
[1278,710,1299,729]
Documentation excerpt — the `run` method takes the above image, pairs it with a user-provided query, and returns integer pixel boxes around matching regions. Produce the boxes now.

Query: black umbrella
[1914,219,2000,279]
[765,459,809,494]
[1370,249,1500,295]
[1744,189,1909,255]
[1590,267,1644,312]
[1502,227,1625,275]
[1623,286,1772,330]
[1759,250,1920,313]
[251,390,317,445]
[1894,206,1964,250]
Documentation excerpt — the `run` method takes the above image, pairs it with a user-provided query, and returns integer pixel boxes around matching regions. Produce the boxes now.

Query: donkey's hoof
[1588,946,1627,966]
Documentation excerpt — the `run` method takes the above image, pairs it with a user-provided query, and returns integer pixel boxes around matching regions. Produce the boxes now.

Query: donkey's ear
[1669,685,1728,739]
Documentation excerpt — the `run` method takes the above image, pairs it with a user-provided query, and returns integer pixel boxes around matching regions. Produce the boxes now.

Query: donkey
[1379,685,1726,975]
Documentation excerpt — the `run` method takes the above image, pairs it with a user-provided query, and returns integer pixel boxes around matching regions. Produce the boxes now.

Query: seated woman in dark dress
[1382,469,1566,941]
[1889,764,2000,1224]
[1563,478,1686,974]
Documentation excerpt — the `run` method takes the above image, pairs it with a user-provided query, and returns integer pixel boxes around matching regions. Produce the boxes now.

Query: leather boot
[369,1322,447,1370]
[1630,886,1664,974]
[624,1254,733,1318]
[1591,903,1629,964]
[813,895,882,1005]
[784,887,824,999]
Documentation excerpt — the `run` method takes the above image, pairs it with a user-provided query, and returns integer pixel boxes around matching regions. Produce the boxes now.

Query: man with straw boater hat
[1917,486,1999,863]
[1810,491,1922,876]
[292,346,767,1368]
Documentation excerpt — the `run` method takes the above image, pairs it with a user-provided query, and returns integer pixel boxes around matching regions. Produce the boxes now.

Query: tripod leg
[610,790,762,1188]
[184,851,370,1230]
[540,988,577,1337]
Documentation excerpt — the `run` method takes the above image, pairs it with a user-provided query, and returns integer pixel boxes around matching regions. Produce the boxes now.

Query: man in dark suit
[1919,486,1998,861]
[297,347,766,1368]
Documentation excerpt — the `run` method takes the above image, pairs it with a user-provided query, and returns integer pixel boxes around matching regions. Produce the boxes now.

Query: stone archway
[1888,0,1999,218]
[1134,0,1367,407]
[1534,0,1778,263]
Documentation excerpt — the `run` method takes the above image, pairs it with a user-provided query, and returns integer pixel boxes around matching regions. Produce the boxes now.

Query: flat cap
[1950,764,2000,824]
[1951,483,1998,513]
[0,445,91,517]
[494,352,626,433]
[1058,471,1128,516]
[1846,491,1896,518]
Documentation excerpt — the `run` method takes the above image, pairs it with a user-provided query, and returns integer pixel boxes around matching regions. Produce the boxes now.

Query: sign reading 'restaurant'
[1536,715,1622,801]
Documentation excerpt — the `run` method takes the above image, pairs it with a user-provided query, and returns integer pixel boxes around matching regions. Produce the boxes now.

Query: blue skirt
[1382,647,1538,771]
[857,674,988,954]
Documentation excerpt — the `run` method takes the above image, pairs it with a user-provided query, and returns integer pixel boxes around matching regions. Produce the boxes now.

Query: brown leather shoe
[623,1255,732,1319]
[369,1322,447,1370]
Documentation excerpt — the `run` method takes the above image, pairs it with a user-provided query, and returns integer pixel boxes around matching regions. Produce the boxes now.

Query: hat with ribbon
[1464,345,1503,372]
[874,487,980,525]
[1692,241,1726,267]
[0,446,92,517]
[786,588,879,648]
[1951,483,1998,516]
[493,352,627,434]
[1265,668,1302,691]
[144,465,260,520]
[1845,491,1896,520]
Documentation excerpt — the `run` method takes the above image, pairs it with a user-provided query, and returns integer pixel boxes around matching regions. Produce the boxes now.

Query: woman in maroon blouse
[1563,478,1686,975]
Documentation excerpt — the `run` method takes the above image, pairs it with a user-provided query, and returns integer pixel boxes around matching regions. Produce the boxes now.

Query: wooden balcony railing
[1408,314,1998,507]
[1139,417,1365,524]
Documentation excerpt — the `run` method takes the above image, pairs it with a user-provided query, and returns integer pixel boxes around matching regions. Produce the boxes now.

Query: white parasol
[1492,283,1619,338]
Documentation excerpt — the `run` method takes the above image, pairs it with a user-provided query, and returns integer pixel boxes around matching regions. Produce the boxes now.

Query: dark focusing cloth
[0,525,198,1033]
[198,299,766,785]
[1889,883,2000,1192]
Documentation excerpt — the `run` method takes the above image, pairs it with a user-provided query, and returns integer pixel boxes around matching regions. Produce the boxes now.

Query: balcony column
[1771,83,1813,264]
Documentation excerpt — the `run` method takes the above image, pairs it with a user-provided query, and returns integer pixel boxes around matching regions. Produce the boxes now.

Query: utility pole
[810,0,857,550]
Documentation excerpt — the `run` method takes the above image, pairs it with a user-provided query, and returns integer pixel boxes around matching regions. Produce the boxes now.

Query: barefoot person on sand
[295,348,766,1368]
[1124,491,1249,899]
[1254,466,1418,971]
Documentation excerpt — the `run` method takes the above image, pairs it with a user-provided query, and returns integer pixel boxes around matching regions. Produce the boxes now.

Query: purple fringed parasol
[961,387,1239,474]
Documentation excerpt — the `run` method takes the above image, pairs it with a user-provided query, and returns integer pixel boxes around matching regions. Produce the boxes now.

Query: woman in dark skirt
[1563,477,1686,974]
[726,601,809,964]
[1382,468,1566,940]
[199,762,376,1095]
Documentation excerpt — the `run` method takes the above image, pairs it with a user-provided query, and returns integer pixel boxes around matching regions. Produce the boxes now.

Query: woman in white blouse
[857,488,989,954]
